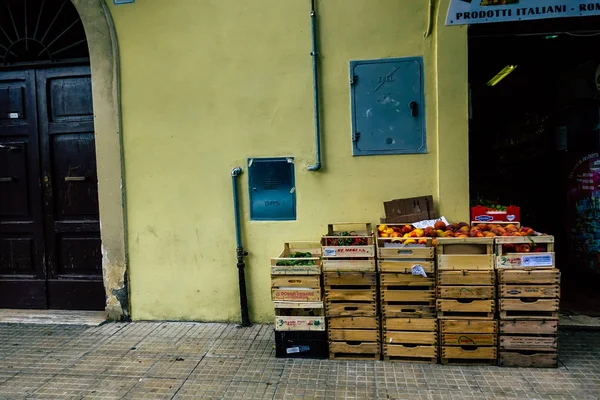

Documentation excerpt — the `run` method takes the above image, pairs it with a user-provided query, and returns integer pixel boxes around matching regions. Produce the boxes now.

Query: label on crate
[412,264,427,277]
[499,254,553,268]
[287,345,310,354]
[521,254,554,267]
[323,248,337,257]
[324,247,371,256]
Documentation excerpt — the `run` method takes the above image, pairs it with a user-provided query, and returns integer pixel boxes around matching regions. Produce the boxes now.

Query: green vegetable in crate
[275,251,315,266]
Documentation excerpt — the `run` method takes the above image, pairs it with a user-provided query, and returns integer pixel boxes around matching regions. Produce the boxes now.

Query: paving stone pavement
[0,322,597,399]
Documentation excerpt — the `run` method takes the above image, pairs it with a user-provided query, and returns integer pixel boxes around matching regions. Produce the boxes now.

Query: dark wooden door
[0,70,47,308]
[0,66,104,310]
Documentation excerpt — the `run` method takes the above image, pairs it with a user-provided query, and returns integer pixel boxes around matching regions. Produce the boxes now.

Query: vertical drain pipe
[307,0,322,171]
[231,167,251,327]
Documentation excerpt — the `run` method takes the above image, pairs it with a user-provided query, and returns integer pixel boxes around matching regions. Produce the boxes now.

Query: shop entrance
[468,17,600,316]
[0,0,104,310]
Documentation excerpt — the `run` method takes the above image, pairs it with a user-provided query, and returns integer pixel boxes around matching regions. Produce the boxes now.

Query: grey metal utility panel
[248,157,296,221]
[350,57,426,156]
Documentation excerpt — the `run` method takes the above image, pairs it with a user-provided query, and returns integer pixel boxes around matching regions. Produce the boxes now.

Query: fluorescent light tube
[487,65,517,87]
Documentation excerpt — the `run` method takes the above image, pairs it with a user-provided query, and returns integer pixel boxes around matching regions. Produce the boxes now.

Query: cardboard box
[382,196,436,223]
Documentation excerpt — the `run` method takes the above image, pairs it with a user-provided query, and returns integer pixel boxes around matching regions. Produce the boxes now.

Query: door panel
[0,70,46,308]
[36,66,104,310]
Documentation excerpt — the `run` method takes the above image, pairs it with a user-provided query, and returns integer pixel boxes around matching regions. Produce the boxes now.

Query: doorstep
[559,312,600,330]
[0,309,106,326]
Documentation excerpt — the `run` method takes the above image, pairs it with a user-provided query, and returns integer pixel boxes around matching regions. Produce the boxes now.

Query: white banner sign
[447,0,600,26]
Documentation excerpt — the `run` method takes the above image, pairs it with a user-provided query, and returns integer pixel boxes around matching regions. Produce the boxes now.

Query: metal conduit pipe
[307,0,322,172]
[231,167,251,327]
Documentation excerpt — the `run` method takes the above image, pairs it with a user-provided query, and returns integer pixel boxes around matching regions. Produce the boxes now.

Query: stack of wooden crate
[496,235,559,368]
[436,237,498,365]
[376,227,437,363]
[271,242,327,358]
[322,223,379,360]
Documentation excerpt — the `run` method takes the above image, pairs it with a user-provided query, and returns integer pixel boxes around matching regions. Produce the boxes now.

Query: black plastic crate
[275,330,328,359]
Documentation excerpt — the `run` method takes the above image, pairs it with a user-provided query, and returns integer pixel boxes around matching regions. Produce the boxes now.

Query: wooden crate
[381,304,436,318]
[441,333,496,346]
[498,269,560,285]
[381,289,435,303]
[328,316,380,361]
[271,242,322,275]
[326,302,377,317]
[380,272,435,287]
[438,286,494,299]
[272,289,321,302]
[437,299,495,319]
[440,346,497,365]
[496,235,555,269]
[329,329,380,342]
[324,272,376,286]
[499,320,558,335]
[382,317,437,363]
[325,288,377,302]
[437,270,495,286]
[324,272,377,304]
[328,316,379,330]
[274,316,325,331]
[322,259,376,273]
[436,238,495,271]
[375,229,435,260]
[329,341,381,360]
[383,344,437,363]
[499,298,559,319]
[499,335,557,352]
[379,260,435,274]
[498,320,558,368]
[499,284,560,298]
[384,317,437,332]
[321,223,375,259]
[440,318,497,366]
[271,275,321,289]
[440,319,498,334]
[498,351,557,368]
[274,301,325,332]
[380,270,435,318]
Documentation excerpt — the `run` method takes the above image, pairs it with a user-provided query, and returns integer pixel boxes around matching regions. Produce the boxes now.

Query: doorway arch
[70,0,128,320]
[0,0,127,319]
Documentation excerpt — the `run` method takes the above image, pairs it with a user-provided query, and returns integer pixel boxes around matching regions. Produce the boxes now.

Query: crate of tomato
[321,223,375,272]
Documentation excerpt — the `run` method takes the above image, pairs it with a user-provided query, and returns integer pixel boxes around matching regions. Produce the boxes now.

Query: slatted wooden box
[375,229,435,261]
[498,320,558,368]
[380,268,436,319]
[498,269,560,320]
[321,223,375,255]
[437,270,495,320]
[383,318,437,363]
[436,237,495,271]
[274,301,325,332]
[324,272,377,317]
[271,242,322,275]
[495,235,554,269]
[328,316,381,360]
[439,319,498,365]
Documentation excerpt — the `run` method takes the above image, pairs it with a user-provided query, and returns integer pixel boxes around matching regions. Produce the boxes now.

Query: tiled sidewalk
[0,322,598,399]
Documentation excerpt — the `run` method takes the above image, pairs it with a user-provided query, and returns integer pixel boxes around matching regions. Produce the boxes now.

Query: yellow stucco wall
[109,0,469,322]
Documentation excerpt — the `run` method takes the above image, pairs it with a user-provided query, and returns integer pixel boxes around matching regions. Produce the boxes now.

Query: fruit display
[324,232,369,246]
[377,222,541,242]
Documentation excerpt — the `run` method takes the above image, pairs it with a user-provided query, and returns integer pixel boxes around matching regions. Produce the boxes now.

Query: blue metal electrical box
[350,57,426,156]
[248,157,296,221]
